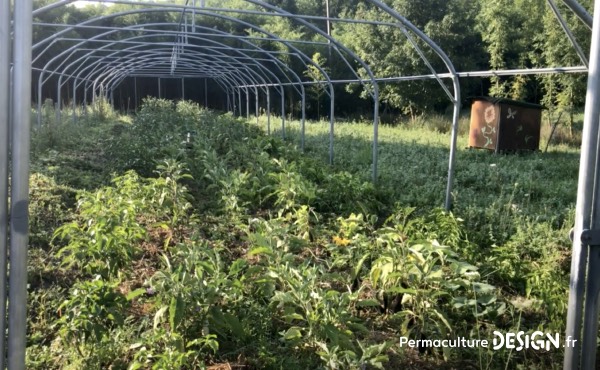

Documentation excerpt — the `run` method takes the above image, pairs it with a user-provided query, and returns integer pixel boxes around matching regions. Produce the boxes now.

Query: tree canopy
[33,0,593,118]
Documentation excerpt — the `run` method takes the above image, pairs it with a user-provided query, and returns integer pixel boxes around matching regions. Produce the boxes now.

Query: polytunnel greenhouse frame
[2,0,600,369]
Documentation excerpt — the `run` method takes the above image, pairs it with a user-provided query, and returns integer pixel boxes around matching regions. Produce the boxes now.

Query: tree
[537,0,591,131]
[477,0,546,99]
[334,0,484,117]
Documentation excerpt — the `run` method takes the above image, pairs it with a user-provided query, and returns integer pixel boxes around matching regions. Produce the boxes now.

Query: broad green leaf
[432,308,452,332]
[169,296,185,331]
[451,261,479,275]
[476,294,497,306]
[126,288,146,301]
[154,305,168,329]
[283,327,302,340]
[472,282,495,294]
[283,313,304,321]
[248,246,273,256]
[352,253,370,282]
[223,312,245,339]
[128,362,143,370]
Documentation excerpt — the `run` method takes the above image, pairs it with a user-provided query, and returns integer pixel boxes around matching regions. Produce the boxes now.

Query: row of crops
[26,98,576,369]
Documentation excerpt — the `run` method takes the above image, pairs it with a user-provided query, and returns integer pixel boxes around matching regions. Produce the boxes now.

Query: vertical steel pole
[204,78,208,107]
[226,88,230,111]
[192,0,196,32]
[245,87,249,120]
[8,1,32,369]
[36,73,43,127]
[325,0,331,60]
[134,76,137,110]
[72,79,77,124]
[158,78,161,99]
[300,85,306,152]
[237,88,242,117]
[328,85,334,165]
[56,75,62,124]
[372,87,379,183]
[254,86,259,126]
[280,86,285,139]
[266,88,271,135]
[582,248,600,367]
[83,84,88,117]
[181,78,185,100]
[565,1,600,368]
[0,1,11,367]
[444,77,461,211]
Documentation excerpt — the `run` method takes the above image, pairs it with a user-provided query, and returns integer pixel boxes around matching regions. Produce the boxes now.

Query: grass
[24,101,582,369]
[257,111,578,343]
[261,113,578,214]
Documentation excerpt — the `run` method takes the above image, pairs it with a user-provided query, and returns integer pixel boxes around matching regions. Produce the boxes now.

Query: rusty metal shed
[469,97,544,152]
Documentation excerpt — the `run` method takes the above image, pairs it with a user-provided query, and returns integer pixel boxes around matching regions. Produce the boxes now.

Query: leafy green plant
[370,224,505,349]
[54,171,148,278]
[149,159,195,228]
[267,158,317,214]
[56,276,142,356]
[128,328,218,370]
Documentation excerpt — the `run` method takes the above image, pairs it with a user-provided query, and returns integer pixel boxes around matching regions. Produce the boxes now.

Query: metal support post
[0,1,11,367]
[134,76,137,110]
[372,89,379,183]
[328,86,334,165]
[564,0,600,368]
[444,83,461,210]
[226,89,231,112]
[56,77,62,123]
[254,86,259,126]
[204,78,208,107]
[8,1,33,369]
[72,78,77,123]
[245,87,250,120]
[280,87,285,139]
[300,85,305,152]
[83,85,88,117]
[55,102,59,124]
[237,88,242,116]
[266,88,271,134]
[36,72,43,127]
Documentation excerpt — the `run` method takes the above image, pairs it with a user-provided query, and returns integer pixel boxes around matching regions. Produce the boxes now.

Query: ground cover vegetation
[25,98,578,369]
[26,0,591,368]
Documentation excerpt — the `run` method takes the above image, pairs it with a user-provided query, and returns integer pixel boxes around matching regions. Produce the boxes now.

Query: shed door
[469,100,499,150]
[497,104,541,151]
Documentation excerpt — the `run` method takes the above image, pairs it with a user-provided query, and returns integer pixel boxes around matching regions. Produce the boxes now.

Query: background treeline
[32,0,592,120]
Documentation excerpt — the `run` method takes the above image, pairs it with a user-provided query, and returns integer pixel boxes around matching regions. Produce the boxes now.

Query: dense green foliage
[26,99,576,369]
[33,0,592,120]
[25,1,591,368]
